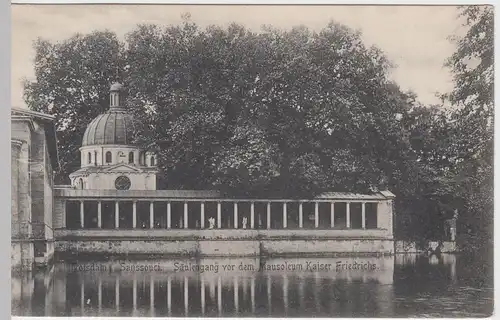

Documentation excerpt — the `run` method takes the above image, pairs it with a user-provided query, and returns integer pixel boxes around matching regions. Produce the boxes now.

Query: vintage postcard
[11,3,494,318]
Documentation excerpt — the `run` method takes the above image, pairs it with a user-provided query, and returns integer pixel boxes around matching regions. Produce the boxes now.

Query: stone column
[250,202,255,229]
[299,202,303,228]
[314,202,319,228]
[80,201,85,229]
[184,202,188,229]
[346,202,351,228]
[150,202,154,229]
[132,201,137,229]
[97,201,102,228]
[167,202,171,229]
[62,200,67,229]
[217,202,222,228]
[11,141,21,231]
[283,202,287,228]
[361,202,366,229]
[17,141,31,234]
[330,202,335,228]
[200,202,205,229]
[233,202,238,229]
[115,202,120,229]
[266,202,271,229]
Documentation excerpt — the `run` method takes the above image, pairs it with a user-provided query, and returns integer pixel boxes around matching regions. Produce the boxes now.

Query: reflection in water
[12,254,493,317]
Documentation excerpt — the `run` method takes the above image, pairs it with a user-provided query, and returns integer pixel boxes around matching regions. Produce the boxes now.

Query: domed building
[69,83,157,190]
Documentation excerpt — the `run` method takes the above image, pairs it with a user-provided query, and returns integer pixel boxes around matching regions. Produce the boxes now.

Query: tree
[25,17,438,230]
[442,6,494,252]
[124,21,414,199]
[23,31,126,183]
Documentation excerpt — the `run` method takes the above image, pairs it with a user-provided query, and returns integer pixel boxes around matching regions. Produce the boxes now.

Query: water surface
[11,253,493,317]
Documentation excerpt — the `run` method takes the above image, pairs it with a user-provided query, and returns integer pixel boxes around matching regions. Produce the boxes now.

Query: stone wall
[54,228,392,240]
[12,114,57,270]
[11,120,33,270]
[11,141,21,236]
[55,239,394,256]
[378,200,393,234]
[54,229,395,256]
[85,171,156,190]
[262,239,394,255]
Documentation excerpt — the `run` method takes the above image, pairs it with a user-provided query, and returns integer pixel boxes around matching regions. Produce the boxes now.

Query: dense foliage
[24,8,493,249]
[442,6,494,252]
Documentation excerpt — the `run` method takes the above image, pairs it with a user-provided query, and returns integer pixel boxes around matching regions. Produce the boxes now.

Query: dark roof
[11,108,60,170]
[54,188,396,201]
[81,111,137,146]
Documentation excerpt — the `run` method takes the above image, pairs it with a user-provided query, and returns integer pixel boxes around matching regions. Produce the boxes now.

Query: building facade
[11,108,59,270]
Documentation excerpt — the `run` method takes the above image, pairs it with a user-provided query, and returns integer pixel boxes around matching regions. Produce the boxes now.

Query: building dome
[82,112,137,146]
[81,83,137,146]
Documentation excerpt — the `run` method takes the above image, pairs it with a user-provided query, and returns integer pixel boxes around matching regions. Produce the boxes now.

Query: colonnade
[66,200,380,230]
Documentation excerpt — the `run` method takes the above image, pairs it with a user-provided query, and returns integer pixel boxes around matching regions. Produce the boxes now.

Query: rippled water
[12,253,493,317]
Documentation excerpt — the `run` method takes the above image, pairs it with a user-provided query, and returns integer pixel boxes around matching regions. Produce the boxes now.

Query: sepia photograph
[10,3,494,318]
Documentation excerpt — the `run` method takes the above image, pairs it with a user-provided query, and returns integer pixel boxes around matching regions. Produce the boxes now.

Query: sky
[11,4,465,108]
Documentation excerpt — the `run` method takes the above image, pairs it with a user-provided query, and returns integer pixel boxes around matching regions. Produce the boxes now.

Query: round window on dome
[115,176,131,190]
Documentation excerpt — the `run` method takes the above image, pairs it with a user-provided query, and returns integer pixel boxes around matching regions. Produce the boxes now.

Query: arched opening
[150,156,155,166]
[105,151,112,163]
[88,152,92,164]
[79,178,84,190]
[128,152,134,164]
